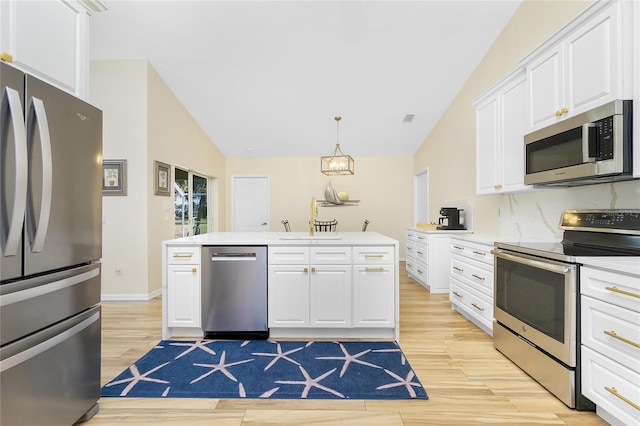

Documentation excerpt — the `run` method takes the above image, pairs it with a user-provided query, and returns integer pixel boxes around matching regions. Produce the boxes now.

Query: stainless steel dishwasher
[201,246,268,339]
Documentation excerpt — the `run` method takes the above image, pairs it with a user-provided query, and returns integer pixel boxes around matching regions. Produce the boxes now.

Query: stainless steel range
[492,209,640,410]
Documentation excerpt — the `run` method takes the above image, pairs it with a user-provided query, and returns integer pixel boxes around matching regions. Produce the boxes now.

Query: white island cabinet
[162,232,399,341]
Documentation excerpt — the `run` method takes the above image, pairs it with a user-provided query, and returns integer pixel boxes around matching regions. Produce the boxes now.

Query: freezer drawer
[0,305,101,426]
[0,262,100,346]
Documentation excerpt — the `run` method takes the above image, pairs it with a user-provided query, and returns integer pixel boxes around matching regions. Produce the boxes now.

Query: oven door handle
[492,248,575,275]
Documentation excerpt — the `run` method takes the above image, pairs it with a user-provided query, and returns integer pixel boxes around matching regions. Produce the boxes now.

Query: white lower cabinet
[268,245,396,335]
[580,264,640,426]
[166,247,201,328]
[448,237,494,335]
[405,229,453,294]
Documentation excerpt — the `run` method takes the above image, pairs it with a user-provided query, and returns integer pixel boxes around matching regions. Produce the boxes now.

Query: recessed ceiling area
[90,1,521,158]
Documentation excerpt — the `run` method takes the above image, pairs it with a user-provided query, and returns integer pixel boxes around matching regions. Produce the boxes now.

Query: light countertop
[577,256,640,276]
[164,231,398,247]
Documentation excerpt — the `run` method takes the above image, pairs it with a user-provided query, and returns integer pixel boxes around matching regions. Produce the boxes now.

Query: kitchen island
[162,232,399,341]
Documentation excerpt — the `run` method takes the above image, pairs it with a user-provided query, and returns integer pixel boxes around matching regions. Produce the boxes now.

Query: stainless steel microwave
[524,99,632,186]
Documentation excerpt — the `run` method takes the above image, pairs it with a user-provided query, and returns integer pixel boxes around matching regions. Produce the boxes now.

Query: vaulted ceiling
[90,1,521,158]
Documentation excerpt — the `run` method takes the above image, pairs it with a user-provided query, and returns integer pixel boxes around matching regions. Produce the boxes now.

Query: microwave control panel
[596,116,614,160]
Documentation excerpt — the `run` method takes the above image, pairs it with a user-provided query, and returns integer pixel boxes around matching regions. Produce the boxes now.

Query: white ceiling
[90,1,521,159]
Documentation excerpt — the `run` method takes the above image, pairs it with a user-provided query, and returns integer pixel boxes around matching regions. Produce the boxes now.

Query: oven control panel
[559,210,640,234]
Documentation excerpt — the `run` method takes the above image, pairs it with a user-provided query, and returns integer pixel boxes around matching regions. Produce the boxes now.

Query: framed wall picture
[154,160,171,196]
[102,159,127,196]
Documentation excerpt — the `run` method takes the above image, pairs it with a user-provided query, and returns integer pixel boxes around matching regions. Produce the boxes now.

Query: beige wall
[225,157,413,251]
[414,0,594,235]
[91,60,226,298]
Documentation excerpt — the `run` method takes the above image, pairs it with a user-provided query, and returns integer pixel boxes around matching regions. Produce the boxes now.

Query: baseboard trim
[101,288,162,301]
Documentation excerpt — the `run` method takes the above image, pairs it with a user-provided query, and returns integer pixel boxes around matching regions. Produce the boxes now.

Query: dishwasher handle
[210,252,257,261]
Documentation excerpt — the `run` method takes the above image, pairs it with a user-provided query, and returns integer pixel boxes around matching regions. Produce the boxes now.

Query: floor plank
[87,262,608,425]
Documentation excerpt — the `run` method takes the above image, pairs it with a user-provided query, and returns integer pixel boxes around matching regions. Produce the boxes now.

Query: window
[174,168,212,238]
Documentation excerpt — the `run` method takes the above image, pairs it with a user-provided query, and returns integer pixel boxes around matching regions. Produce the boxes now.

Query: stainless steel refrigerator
[1,61,102,425]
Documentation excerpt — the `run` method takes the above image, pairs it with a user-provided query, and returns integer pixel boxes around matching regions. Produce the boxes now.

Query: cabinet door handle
[452,291,463,298]
[192,268,197,273]
[603,330,640,348]
[472,250,486,256]
[605,286,640,299]
[303,267,308,273]
[452,245,465,251]
[604,387,640,411]
[364,254,384,258]
[472,274,485,281]
[494,184,503,189]
[471,303,484,312]
[365,267,385,272]
[173,253,193,258]
[453,266,464,272]
[311,267,316,273]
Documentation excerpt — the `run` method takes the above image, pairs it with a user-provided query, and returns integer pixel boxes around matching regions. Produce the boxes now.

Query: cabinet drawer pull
[604,386,640,411]
[417,236,425,240]
[452,245,464,251]
[365,267,385,272]
[192,268,197,273]
[493,184,502,189]
[472,250,486,256]
[303,267,308,273]
[603,330,640,348]
[605,286,640,299]
[417,268,424,274]
[453,266,464,272]
[471,303,484,312]
[364,254,384,258]
[407,262,413,268]
[417,250,424,255]
[452,291,463,298]
[472,274,485,281]
[311,267,316,273]
[173,253,193,258]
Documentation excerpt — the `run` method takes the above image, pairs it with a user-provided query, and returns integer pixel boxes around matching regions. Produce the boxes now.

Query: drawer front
[581,295,640,373]
[581,266,640,312]
[414,232,427,245]
[413,262,428,284]
[352,246,394,265]
[168,246,201,264]
[450,256,493,297]
[450,239,494,266]
[268,246,310,265]
[450,278,493,325]
[310,247,351,264]
[581,346,640,426]
[405,257,417,275]
[406,230,416,242]
[414,243,428,264]
[406,241,416,259]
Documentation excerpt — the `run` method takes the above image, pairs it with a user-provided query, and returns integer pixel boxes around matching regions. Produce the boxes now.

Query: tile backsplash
[498,179,640,241]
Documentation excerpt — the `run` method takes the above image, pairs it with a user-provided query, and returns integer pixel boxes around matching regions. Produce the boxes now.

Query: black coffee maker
[437,207,465,230]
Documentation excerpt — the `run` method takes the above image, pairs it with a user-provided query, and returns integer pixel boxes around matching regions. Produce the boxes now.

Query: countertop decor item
[321,116,354,175]
[101,340,427,400]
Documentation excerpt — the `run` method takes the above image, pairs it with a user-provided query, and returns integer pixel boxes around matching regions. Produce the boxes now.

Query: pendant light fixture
[321,116,354,175]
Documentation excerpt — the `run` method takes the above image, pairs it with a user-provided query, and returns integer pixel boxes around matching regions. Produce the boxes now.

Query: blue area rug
[101,340,428,400]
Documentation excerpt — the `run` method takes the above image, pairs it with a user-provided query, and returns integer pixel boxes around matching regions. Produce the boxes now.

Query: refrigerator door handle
[28,97,53,253]
[2,87,28,257]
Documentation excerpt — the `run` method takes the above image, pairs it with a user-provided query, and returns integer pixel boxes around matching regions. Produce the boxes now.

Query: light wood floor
[87,263,608,425]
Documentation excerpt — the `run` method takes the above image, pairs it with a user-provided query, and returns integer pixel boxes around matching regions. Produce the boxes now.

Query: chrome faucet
[309,197,317,236]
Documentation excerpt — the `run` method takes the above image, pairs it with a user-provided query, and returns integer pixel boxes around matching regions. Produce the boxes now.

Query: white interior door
[232,175,269,232]
[413,169,429,224]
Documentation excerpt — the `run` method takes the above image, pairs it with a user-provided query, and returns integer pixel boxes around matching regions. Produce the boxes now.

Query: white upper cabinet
[522,0,632,132]
[474,69,530,194]
[0,0,105,99]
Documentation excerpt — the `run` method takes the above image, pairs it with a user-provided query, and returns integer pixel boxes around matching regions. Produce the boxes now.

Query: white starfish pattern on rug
[275,366,344,398]
[251,343,304,371]
[316,343,383,377]
[372,347,406,365]
[103,362,170,396]
[376,368,423,398]
[190,350,255,384]
[169,340,217,359]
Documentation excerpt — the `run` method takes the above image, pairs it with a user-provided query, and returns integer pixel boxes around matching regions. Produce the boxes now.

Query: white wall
[225,157,413,253]
[91,60,226,299]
